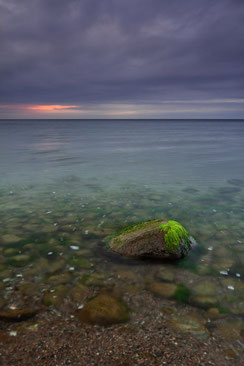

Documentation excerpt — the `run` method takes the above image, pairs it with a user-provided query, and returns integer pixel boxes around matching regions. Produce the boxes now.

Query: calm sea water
[0,119,244,335]
[0,119,244,189]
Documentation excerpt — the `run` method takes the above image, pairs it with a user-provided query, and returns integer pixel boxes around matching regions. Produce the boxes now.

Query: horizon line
[0,118,244,121]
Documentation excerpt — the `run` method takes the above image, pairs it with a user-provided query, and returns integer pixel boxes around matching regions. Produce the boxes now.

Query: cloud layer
[1,0,244,118]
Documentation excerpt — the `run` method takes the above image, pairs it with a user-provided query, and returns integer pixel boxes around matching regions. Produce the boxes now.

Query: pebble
[9,305,16,310]
[9,331,17,337]
[3,278,11,283]
[220,271,228,275]
[70,246,79,250]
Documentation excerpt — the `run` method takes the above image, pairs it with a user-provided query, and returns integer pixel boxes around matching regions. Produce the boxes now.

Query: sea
[0,119,244,335]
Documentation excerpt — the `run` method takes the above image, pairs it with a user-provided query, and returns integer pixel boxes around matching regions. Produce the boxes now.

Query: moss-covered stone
[109,219,193,260]
[77,294,129,326]
[158,221,190,254]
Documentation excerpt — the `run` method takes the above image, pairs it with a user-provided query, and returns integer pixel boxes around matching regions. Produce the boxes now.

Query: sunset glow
[27,105,78,111]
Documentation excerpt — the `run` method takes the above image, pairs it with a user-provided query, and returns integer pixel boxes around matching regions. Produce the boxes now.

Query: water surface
[0,119,244,336]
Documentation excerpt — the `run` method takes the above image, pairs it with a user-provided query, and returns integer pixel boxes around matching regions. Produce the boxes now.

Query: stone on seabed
[109,219,194,260]
[0,309,38,322]
[77,294,129,326]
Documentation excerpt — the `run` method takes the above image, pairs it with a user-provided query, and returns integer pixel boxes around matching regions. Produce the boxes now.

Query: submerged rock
[42,285,69,307]
[169,314,209,339]
[77,294,129,326]
[156,267,175,282]
[70,284,89,303]
[147,281,191,303]
[0,309,38,322]
[213,318,244,341]
[1,234,22,245]
[81,272,106,286]
[190,295,217,309]
[109,219,194,260]
[192,280,218,297]
[6,254,31,267]
[147,282,177,298]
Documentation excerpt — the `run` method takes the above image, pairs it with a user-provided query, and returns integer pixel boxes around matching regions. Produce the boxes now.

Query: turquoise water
[0,120,244,321]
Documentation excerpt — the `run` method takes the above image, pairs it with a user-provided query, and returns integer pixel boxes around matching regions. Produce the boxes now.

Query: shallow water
[0,120,244,329]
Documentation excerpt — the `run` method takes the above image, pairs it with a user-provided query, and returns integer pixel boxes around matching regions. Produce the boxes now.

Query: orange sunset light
[27,105,78,111]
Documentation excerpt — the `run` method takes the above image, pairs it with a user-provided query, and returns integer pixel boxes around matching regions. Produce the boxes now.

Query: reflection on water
[0,119,243,342]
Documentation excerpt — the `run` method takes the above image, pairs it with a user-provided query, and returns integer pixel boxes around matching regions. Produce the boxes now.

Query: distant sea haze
[0,119,243,189]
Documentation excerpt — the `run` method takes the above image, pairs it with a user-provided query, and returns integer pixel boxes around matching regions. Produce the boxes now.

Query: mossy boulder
[109,219,194,260]
[77,294,129,326]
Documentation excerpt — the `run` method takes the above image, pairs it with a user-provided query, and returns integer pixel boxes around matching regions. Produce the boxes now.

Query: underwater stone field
[0,176,243,339]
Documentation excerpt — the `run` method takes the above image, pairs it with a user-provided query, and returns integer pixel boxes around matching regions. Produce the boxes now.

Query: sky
[0,0,244,119]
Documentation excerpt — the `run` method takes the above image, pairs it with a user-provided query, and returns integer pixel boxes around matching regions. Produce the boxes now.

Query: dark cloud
[0,0,244,117]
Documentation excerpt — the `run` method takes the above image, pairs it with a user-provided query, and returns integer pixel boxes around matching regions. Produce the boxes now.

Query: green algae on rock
[77,294,129,326]
[108,219,193,260]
